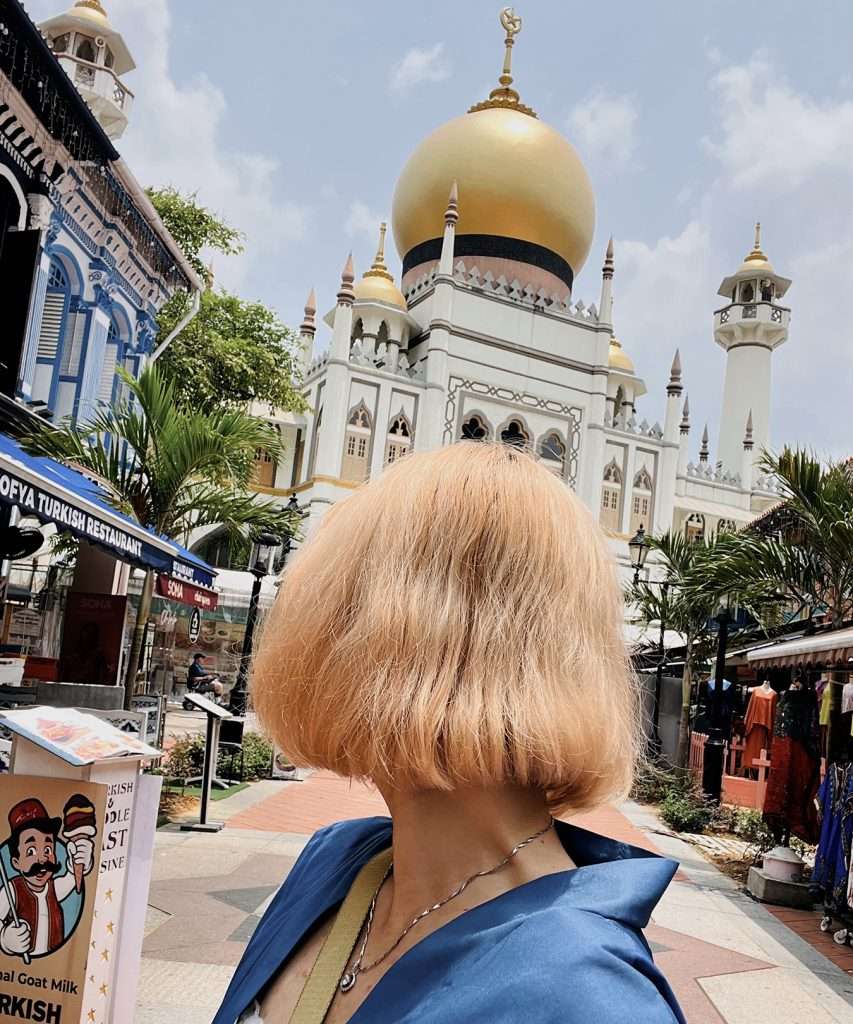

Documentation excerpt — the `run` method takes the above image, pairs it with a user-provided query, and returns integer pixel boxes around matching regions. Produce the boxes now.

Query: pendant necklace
[339,817,554,993]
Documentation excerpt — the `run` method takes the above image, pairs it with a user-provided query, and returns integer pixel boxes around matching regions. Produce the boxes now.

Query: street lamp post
[229,495,303,716]
[229,531,280,717]
[701,600,732,803]
[628,526,665,754]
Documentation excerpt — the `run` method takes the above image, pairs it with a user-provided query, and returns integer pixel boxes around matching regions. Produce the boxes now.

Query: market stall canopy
[747,627,853,668]
[0,433,215,588]
[624,622,686,653]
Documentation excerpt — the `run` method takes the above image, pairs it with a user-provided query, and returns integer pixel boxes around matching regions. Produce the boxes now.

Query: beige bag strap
[288,847,392,1024]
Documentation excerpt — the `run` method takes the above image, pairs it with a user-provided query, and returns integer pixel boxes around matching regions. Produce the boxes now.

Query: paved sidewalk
[136,773,853,1023]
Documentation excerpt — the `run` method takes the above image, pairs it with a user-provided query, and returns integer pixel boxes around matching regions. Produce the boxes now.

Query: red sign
[155,574,219,611]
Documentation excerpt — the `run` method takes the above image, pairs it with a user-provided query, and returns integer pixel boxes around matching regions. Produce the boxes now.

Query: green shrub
[163,735,205,780]
[631,760,694,804]
[162,730,273,783]
[660,790,714,833]
[240,732,274,781]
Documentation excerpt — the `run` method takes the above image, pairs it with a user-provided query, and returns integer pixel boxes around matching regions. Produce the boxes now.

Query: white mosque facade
[245,13,789,576]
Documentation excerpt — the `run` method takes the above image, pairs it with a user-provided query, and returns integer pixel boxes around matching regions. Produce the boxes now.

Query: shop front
[0,431,215,705]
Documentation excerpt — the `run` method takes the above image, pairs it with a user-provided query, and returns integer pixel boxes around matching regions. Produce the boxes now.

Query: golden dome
[70,0,110,24]
[736,221,775,276]
[391,11,594,286]
[609,337,635,374]
[353,223,408,312]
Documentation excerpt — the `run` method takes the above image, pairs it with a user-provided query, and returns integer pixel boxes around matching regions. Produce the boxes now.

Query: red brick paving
[765,905,853,976]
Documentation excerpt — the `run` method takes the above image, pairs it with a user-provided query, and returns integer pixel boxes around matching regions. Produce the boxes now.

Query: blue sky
[28,1,853,456]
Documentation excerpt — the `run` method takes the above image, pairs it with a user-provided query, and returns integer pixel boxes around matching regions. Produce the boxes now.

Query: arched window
[760,280,773,302]
[685,513,705,544]
[351,318,364,346]
[629,464,654,535]
[538,432,566,477]
[98,319,122,407]
[385,411,412,465]
[342,401,372,482]
[104,46,115,69]
[51,33,69,53]
[600,458,623,532]
[717,518,737,535]
[740,281,754,303]
[499,419,530,448]
[460,415,490,441]
[76,36,96,62]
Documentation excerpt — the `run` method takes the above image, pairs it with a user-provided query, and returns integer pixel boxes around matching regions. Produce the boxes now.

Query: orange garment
[742,686,777,773]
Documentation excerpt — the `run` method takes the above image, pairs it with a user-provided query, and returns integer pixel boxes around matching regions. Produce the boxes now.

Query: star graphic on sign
[106,921,114,934]
[101,949,110,962]
[105,889,113,901]
[89,974,95,984]
[99,983,108,997]
[87,1011,96,1022]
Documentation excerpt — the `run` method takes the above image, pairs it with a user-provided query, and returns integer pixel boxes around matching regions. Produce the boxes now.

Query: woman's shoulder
[287,815,393,884]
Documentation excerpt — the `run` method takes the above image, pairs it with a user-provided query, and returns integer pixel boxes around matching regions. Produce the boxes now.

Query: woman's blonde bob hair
[253,442,641,815]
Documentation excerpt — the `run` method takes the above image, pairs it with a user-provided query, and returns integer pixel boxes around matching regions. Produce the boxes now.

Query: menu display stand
[0,706,161,1023]
[179,692,232,833]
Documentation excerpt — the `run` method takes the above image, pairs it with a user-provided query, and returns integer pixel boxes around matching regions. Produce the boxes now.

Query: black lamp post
[702,598,732,803]
[628,526,666,753]
[229,494,303,716]
[628,525,651,584]
[229,531,280,716]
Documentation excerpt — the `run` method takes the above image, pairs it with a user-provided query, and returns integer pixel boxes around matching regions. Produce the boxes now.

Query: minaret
[298,288,316,376]
[741,410,755,491]
[677,395,690,477]
[714,223,791,475]
[656,349,683,533]
[598,237,614,329]
[421,183,458,449]
[313,256,355,479]
[39,2,136,140]
[699,425,710,465]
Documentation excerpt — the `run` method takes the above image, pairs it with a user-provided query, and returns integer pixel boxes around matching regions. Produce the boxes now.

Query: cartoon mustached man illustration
[0,797,95,958]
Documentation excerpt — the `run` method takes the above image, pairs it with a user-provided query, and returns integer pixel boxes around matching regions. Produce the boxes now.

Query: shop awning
[746,627,853,668]
[0,432,215,588]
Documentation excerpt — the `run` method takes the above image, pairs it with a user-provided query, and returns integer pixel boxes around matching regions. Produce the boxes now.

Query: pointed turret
[298,287,317,375]
[699,424,710,464]
[741,409,755,490]
[599,236,614,329]
[438,182,459,276]
[667,349,683,395]
[337,253,355,306]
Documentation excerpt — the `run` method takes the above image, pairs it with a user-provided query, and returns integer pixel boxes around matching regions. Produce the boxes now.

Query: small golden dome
[353,223,408,312]
[71,0,110,24]
[736,221,775,276]
[391,11,594,284]
[609,337,635,374]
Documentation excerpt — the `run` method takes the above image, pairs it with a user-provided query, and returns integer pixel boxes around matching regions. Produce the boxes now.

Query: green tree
[24,364,300,708]
[156,289,307,415]
[683,451,853,629]
[146,186,244,282]
[148,187,306,415]
[628,531,718,768]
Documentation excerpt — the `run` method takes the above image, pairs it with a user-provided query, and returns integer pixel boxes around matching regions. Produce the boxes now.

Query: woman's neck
[376,785,571,931]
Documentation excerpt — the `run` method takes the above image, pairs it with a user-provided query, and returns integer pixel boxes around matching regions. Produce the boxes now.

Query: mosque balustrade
[685,461,742,488]
[714,302,791,330]
[603,412,663,440]
[402,259,600,327]
[57,54,135,114]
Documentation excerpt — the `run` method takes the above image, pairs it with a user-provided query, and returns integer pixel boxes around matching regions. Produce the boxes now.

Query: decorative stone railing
[604,412,663,439]
[402,259,600,325]
[685,462,742,487]
[306,345,426,383]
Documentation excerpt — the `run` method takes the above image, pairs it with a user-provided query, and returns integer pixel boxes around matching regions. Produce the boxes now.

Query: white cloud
[345,201,385,241]
[705,52,853,190]
[27,0,310,295]
[567,92,639,167]
[390,42,451,95]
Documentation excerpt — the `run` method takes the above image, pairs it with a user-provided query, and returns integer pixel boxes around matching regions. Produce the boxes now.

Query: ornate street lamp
[628,525,651,584]
[229,495,304,716]
[702,596,732,803]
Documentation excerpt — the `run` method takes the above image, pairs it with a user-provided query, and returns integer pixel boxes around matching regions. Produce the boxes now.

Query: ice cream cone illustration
[62,795,97,892]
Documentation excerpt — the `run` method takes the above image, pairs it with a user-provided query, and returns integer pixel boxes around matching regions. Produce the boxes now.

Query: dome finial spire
[744,220,768,264]
[74,0,108,14]
[363,222,395,283]
[469,8,537,118]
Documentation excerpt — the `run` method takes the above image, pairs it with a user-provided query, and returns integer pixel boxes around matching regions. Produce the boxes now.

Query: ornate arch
[537,430,567,476]
[460,411,493,441]
[603,457,623,484]
[497,415,532,448]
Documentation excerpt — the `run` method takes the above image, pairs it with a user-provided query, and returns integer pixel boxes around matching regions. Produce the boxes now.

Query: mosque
[246,8,790,575]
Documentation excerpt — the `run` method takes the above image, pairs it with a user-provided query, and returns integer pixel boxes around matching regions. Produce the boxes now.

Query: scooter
[182,675,222,711]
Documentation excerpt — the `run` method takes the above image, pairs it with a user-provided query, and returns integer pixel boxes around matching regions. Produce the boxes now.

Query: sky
[26,0,853,457]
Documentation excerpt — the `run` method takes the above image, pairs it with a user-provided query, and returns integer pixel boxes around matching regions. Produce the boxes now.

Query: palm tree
[691,450,853,629]
[24,364,299,708]
[628,531,719,767]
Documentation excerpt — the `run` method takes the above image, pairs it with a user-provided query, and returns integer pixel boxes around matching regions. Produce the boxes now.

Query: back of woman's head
[253,442,640,815]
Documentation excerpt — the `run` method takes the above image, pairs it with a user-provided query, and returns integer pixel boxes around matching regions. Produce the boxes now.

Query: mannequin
[742,679,776,778]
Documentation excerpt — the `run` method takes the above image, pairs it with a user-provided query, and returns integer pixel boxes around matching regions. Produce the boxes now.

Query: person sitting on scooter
[187,653,223,699]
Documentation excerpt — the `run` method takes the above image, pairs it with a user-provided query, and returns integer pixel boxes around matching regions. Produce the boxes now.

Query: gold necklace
[339,818,554,993]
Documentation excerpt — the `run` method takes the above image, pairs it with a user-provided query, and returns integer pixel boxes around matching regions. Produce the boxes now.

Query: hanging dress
[742,687,776,775]
[762,688,820,843]
[811,763,852,915]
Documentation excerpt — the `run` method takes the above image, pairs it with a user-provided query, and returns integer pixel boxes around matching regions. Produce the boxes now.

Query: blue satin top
[214,816,685,1023]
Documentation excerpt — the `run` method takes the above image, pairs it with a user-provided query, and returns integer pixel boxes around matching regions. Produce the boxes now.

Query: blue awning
[0,432,215,588]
